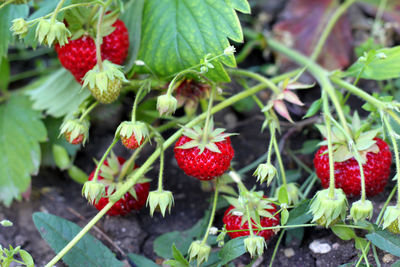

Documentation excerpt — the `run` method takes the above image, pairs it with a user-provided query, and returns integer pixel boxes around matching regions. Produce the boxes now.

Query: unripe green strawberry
[89,77,122,104]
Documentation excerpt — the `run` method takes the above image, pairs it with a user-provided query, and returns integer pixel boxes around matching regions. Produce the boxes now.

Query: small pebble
[284,248,295,258]
[332,242,340,250]
[382,253,395,263]
[309,240,331,254]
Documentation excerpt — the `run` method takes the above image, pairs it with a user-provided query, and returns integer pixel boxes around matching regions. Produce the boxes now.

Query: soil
[2,1,400,267]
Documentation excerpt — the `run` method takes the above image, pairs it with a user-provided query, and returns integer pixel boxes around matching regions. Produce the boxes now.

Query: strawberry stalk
[131,81,150,122]
[50,0,67,24]
[157,142,165,192]
[95,6,106,70]
[79,101,98,122]
[201,181,219,245]
[272,133,289,199]
[91,138,119,183]
[322,94,336,198]
[245,204,255,237]
[201,84,215,144]
[383,115,400,207]
[267,123,275,164]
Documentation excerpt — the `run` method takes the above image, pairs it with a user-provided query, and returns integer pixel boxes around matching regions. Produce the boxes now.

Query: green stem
[322,94,336,198]
[51,0,67,23]
[268,230,285,267]
[92,138,118,182]
[95,6,105,70]
[311,0,356,61]
[131,81,149,122]
[273,136,287,187]
[245,205,255,237]
[354,153,367,202]
[165,69,201,96]
[267,124,275,164]
[228,68,280,94]
[45,201,114,267]
[0,0,16,10]
[157,143,165,191]
[45,78,287,266]
[79,102,98,122]
[202,85,215,144]
[201,181,219,244]
[383,115,400,207]
[267,38,351,135]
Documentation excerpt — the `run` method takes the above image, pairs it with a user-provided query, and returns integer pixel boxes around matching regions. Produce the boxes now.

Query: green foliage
[0,94,47,206]
[163,244,190,267]
[303,99,321,119]
[366,229,400,257]
[0,4,28,58]
[345,46,400,81]
[286,200,312,225]
[135,0,250,82]
[217,236,246,266]
[26,68,90,118]
[128,253,160,267]
[0,245,34,267]
[121,0,145,71]
[0,57,10,91]
[33,212,123,267]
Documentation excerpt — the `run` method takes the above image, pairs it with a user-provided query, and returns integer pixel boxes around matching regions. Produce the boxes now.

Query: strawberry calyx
[178,119,236,155]
[93,153,150,200]
[59,118,89,145]
[382,206,400,232]
[316,112,381,164]
[82,60,127,103]
[224,191,277,228]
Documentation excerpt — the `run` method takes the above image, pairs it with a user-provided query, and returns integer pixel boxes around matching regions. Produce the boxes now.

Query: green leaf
[232,96,255,113]
[366,229,400,257]
[19,250,34,267]
[345,46,400,80]
[121,0,145,71]
[136,0,249,82]
[331,225,356,241]
[0,94,47,206]
[303,99,321,119]
[286,200,312,225]
[278,186,289,204]
[0,4,29,58]
[26,68,90,118]
[281,209,289,225]
[0,57,10,91]
[33,212,123,267]
[217,236,246,266]
[128,253,160,267]
[393,260,400,267]
[297,139,320,154]
[229,0,251,13]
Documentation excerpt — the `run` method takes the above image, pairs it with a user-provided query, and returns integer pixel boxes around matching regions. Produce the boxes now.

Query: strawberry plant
[3,0,400,266]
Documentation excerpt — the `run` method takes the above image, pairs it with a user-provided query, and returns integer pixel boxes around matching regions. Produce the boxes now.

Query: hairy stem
[95,6,105,70]
[92,138,119,182]
[131,81,149,122]
[202,85,215,144]
[51,0,67,23]
[79,102,98,122]
[157,143,165,191]
[201,181,219,244]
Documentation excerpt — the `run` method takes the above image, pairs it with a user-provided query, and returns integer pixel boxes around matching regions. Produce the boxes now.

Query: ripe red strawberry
[55,19,129,83]
[314,138,391,197]
[174,135,234,180]
[223,204,280,240]
[88,156,149,216]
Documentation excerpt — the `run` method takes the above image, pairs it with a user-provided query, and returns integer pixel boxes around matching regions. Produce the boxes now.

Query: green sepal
[349,200,373,223]
[382,206,400,230]
[59,118,90,145]
[116,120,149,144]
[146,190,174,217]
[188,240,211,265]
[244,236,265,258]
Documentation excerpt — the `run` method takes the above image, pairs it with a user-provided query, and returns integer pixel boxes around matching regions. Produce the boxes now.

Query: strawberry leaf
[135,0,250,82]
[33,212,123,267]
[26,68,90,118]
[0,94,47,206]
[345,46,400,80]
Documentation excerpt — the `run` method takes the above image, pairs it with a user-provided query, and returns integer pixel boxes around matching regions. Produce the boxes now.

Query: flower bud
[244,236,265,258]
[146,190,174,217]
[350,200,373,223]
[188,240,211,265]
[253,162,276,185]
[157,94,177,116]
[10,18,28,38]
[310,188,348,228]
[224,45,236,55]
[382,206,400,234]
[82,180,105,204]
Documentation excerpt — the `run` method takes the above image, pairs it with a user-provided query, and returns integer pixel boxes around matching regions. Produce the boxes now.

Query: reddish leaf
[273,0,353,70]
